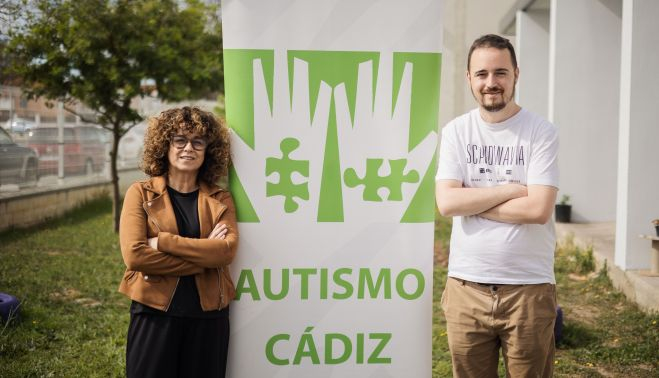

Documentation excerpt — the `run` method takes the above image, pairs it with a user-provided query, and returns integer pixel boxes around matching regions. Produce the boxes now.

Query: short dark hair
[467,34,517,72]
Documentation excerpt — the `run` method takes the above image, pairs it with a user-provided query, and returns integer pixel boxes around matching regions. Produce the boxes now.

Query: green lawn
[1,198,657,377]
[0,198,127,377]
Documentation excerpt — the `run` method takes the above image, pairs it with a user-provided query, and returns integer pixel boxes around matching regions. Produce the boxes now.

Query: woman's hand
[208,223,228,240]
[148,237,158,250]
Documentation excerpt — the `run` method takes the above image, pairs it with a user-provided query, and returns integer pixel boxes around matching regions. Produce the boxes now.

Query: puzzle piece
[266,138,310,213]
[344,159,419,202]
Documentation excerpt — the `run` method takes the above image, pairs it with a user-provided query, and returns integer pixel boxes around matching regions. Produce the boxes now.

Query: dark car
[27,125,108,176]
[0,127,38,187]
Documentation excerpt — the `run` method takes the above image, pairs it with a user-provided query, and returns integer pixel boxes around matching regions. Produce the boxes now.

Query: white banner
[222,1,442,376]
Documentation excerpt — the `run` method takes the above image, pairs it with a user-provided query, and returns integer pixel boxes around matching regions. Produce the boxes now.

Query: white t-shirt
[436,108,559,284]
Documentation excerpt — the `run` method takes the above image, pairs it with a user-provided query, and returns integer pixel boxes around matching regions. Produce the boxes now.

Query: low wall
[0,182,112,232]
[0,168,146,233]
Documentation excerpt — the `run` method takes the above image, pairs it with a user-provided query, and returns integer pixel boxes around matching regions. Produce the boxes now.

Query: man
[436,34,559,378]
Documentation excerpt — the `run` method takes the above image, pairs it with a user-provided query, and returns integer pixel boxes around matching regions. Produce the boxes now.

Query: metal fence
[1,119,143,196]
[1,86,217,197]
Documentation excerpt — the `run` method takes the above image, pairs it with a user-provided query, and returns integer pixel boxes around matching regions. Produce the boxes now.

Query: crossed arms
[435,180,557,224]
[119,185,239,276]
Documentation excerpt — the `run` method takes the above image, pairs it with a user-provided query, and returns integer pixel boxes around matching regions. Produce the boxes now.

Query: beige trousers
[441,277,557,378]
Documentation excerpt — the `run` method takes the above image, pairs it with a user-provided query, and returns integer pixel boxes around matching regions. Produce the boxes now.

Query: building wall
[549,0,622,222]
[515,9,550,119]
[615,0,659,269]
[0,86,72,123]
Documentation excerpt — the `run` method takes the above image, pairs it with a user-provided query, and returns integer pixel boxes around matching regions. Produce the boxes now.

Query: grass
[1,200,658,377]
[550,236,659,377]
[0,197,127,377]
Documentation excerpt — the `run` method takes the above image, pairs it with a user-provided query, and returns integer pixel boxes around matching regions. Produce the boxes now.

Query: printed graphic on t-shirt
[465,144,525,185]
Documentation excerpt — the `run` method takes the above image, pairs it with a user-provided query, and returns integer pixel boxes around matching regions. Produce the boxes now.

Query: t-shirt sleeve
[527,121,559,188]
[436,122,463,182]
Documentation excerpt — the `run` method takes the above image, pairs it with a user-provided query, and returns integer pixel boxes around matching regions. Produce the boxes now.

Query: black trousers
[126,313,230,378]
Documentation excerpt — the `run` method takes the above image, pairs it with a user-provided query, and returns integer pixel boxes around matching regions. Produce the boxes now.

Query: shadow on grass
[0,195,113,243]
[558,321,600,349]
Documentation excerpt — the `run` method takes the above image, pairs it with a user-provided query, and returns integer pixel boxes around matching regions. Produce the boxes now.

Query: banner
[222,1,442,376]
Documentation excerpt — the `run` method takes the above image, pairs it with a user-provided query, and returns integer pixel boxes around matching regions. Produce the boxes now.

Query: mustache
[482,87,503,94]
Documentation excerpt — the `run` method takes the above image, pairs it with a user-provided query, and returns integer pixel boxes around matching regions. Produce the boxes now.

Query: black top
[130,186,227,318]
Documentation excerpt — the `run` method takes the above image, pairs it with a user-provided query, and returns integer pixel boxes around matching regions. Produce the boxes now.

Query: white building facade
[500,0,659,272]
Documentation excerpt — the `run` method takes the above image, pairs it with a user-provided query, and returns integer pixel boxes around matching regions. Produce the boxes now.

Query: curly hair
[141,106,231,185]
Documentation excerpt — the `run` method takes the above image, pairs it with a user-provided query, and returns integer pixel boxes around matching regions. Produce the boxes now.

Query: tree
[5,0,224,232]
[0,0,21,23]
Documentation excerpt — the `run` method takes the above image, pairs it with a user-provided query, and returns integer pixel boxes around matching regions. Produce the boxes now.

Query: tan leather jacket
[118,176,238,312]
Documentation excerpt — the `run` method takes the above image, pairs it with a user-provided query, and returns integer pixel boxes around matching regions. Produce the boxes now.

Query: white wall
[615,0,659,270]
[549,0,622,222]
[515,9,550,119]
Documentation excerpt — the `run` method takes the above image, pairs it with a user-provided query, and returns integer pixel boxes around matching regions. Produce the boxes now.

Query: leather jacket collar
[141,176,226,237]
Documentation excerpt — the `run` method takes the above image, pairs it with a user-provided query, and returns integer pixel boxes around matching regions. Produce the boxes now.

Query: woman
[118,106,238,378]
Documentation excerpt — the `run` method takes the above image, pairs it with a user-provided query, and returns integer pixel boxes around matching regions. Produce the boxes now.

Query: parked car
[117,121,146,168]
[3,117,36,135]
[27,125,108,176]
[0,127,38,187]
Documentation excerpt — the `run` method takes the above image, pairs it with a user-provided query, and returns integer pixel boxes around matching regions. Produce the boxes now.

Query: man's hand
[436,179,527,217]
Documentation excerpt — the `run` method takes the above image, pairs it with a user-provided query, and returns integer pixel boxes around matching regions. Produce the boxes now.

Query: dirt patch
[49,288,101,307]
[565,304,601,325]
[594,366,615,377]
[567,271,599,282]
[73,298,102,307]
[602,337,621,348]
[49,288,81,300]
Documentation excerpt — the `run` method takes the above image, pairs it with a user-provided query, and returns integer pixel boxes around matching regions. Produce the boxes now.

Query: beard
[474,85,515,113]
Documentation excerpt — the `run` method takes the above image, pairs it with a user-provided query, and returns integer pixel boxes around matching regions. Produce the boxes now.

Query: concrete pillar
[549,0,622,222]
[515,9,550,119]
[615,0,659,270]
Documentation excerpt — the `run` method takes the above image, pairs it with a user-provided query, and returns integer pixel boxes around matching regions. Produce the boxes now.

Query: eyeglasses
[171,135,207,150]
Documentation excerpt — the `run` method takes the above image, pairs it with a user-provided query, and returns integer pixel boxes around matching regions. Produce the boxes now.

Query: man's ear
[514,66,519,84]
[466,70,471,83]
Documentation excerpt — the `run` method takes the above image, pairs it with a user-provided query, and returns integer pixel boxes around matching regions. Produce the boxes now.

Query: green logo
[224,50,441,223]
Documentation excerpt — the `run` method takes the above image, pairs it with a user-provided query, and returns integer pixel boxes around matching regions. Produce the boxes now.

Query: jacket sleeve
[119,183,204,276]
[157,191,239,269]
